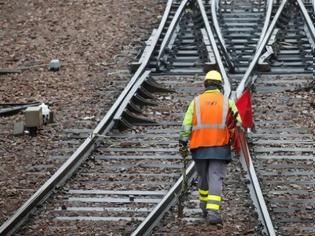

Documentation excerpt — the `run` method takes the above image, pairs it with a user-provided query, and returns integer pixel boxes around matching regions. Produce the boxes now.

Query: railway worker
[178,70,241,224]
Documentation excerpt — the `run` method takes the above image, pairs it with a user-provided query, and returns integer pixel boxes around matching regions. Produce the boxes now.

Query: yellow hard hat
[204,70,222,82]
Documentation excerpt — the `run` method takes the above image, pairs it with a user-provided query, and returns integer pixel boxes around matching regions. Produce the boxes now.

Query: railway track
[0,0,314,235]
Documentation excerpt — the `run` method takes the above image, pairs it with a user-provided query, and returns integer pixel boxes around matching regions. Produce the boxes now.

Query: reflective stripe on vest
[192,94,228,131]
[189,92,230,149]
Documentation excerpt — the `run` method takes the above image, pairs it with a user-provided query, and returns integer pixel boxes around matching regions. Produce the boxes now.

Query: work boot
[207,210,222,224]
[199,201,207,218]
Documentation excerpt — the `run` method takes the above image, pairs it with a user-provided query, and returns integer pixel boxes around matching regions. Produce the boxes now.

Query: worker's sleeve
[179,100,194,143]
[228,99,242,124]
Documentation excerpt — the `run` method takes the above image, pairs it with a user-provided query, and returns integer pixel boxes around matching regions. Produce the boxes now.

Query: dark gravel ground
[0,0,163,225]
[253,75,314,135]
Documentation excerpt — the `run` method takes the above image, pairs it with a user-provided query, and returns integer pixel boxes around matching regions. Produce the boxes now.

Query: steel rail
[238,130,276,236]
[197,0,231,96]
[131,162,196,236]
[236,0,288,98]
[211,0,235,71]
[256,0,274,49]
[156,0,189,68]
[0,1,174,235]
[296,0,315,43]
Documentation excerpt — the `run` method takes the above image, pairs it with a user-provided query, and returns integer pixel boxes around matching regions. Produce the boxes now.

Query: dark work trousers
[194,159,227,211]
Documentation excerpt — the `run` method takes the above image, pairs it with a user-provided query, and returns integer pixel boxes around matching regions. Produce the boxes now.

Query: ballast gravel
[0,0,163,225]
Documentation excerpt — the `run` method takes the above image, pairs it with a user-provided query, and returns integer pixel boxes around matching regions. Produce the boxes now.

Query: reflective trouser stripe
[199,195,208,201]
[198,189,208,202]
[198,189,208,195]
[206,203,220,210]
[208,195,222,201]
[206,195,222,210]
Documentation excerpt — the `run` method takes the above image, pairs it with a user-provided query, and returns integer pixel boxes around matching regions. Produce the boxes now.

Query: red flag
[230,128,241,154]
[236,89,254,129]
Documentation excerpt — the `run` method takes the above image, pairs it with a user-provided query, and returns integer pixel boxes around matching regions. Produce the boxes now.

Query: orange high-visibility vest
[189,92,230,150]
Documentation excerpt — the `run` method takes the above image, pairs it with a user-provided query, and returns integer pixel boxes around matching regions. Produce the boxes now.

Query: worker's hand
[237,122,245,132]
[226,111,238,130]
[179,141,189,159]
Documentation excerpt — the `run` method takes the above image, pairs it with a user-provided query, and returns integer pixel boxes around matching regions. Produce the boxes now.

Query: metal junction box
[24,106,43,128]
